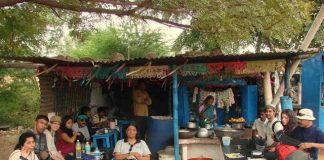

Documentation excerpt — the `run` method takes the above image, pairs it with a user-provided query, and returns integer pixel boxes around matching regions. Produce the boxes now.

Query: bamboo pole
[271,4,324,106]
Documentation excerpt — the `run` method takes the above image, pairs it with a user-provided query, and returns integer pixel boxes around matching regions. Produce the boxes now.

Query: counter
[179,137,224,160]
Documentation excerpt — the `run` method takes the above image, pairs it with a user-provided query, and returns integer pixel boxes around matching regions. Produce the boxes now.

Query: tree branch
[0,0,191,29]
[84,0,143,6]
[138,15,190,29]
[0,0,27,8]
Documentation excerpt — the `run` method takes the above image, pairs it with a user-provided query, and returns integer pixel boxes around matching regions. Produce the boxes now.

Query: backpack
[276,144,310,160]
[272,120,281,133]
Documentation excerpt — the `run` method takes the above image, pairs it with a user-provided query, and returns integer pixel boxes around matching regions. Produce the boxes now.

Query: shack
[2,50,317,159]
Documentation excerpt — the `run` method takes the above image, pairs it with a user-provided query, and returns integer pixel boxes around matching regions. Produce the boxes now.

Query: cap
[296,108,315,121]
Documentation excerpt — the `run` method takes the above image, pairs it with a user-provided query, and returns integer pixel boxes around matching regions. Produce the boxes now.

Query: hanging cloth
[178,86,190,128]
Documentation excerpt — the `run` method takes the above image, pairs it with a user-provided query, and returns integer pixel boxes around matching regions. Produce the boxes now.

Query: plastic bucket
[147,116,173,156]
[222,136,231,146]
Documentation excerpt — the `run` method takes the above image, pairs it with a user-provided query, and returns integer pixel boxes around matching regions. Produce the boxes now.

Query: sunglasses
[129,144,134,153]
[79,119,87,122]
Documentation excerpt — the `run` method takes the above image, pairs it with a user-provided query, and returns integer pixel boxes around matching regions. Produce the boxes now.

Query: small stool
[92,134,112,149]
[92,130,118,149]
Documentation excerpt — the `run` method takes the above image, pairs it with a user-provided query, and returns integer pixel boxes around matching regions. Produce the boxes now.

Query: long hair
[203,95,214,105]
[60,115,74,137]
[14,132,36,150]
[281,109,298,135]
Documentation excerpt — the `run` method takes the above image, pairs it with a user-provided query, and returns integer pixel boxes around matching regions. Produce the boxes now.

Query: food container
[197,128,209,138]
[214,127,245,138]
[187,121,197,129]
[179,129,197,139]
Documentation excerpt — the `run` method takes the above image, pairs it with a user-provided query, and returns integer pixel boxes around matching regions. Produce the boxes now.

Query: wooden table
[179,137,224,160]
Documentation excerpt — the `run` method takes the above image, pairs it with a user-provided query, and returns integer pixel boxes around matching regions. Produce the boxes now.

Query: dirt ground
[0,130,20,159]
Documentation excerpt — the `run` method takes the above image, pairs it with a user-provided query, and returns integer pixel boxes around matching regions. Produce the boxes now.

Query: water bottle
[76,140,82,159]
[94,147,100,160]
[85,141,91,154]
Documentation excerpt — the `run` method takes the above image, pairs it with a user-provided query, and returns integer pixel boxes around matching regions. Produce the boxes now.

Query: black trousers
[134,116,148,140]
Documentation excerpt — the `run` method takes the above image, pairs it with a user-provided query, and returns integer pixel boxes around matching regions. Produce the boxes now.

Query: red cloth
[55,129,76,157]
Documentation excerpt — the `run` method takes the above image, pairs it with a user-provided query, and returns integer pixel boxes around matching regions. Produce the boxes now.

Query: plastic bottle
[94,147,100,160]
[85,141,91,154]
[76,140,82,159]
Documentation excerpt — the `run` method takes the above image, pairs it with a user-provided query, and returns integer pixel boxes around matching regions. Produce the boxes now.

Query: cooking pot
[197,128,209,138]
[179,129,197,139]
[187,121,197,129]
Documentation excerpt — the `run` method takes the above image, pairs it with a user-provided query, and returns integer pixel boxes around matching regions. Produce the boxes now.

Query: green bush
[0,69,40,128]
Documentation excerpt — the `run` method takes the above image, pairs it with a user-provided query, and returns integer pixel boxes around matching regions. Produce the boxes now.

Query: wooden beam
[0,62,44,69]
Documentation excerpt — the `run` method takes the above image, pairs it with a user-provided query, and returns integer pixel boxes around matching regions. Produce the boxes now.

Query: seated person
[72,115,91,142]
[290,108,324,160]
[9,132,39,160]
[113,124,151,160]
[92,107,108,127]
[79,106,96,136]
[44,116,65,160]
[252,110,267,139]
[56,116,80,158]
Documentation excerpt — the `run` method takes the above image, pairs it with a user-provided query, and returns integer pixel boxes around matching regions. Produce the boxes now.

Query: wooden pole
[271,4,324,106]
[263,72,273,105]
[0,62,44,69]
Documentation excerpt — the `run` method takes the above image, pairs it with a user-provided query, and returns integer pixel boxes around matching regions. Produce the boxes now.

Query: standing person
[290,108,324,160]
[133,80,152,140]
[31,115,50,160]
[281,109,298,136]
[9,132,39,160]
[113,124,151,160]
[44,116,65,160]
[198,95,217,127]
[252,110,267,138]
[263,106,283,160]
[56,116,80,158]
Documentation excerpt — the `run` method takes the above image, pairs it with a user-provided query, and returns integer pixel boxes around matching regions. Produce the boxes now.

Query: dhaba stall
[1,50,317,160]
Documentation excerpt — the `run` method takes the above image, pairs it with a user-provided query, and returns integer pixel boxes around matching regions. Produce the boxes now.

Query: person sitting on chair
[113,123,151,160]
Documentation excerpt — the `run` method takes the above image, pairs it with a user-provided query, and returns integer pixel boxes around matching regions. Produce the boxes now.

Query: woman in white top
[8,131,39,160]
[44,116,65,160]
[114,124,151,160]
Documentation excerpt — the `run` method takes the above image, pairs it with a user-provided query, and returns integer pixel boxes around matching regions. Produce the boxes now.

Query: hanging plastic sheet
[178,86,190,128]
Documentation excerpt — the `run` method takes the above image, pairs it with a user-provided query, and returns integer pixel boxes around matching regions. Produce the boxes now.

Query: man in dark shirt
[31,115,50,160]
[290,108,324,160]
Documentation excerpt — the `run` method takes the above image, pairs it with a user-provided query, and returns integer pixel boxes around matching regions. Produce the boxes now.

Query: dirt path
[0,130,20,159]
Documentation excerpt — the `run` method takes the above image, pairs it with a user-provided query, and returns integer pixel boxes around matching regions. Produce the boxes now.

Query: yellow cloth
[133,90,152,116]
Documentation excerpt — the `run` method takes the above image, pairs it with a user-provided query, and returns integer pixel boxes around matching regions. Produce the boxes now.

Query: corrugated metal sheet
[1,50,318,67]
[54,80,91,116]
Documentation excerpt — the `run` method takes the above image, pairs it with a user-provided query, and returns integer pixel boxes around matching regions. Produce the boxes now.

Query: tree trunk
[271,4,324,106]
[263,72,273,105]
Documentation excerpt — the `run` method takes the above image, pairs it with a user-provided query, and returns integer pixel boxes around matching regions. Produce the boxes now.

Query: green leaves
[69,24,170,59]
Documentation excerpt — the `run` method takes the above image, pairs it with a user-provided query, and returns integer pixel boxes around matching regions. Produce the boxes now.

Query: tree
[173,1,322,53]
[0,0,316,55]
[68,24,170,59]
